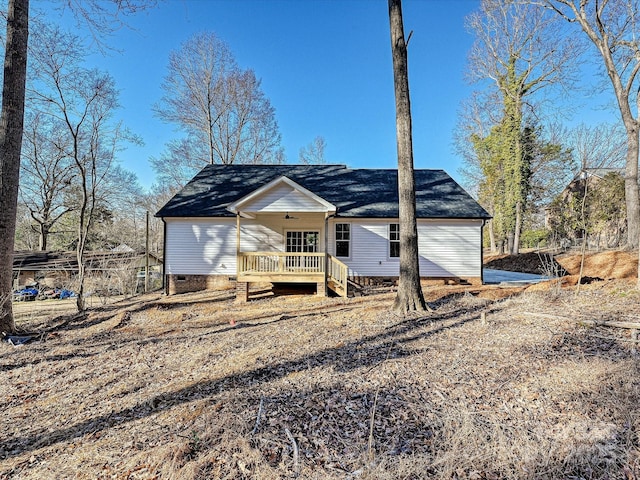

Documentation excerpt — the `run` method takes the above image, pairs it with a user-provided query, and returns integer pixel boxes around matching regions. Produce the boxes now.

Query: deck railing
[327,254,348,292]
[237,252,349,297]
[238,252,325,275]
[327,255,349,297]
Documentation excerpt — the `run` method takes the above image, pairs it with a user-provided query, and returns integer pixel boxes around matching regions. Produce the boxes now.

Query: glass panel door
[286,231,319,270]
[286,231,319,253]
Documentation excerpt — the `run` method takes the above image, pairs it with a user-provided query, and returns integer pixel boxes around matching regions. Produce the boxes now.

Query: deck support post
[236,281,249,302]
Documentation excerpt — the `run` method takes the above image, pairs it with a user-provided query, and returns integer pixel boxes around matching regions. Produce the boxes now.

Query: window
[389,223,400,258]
[286,231,319,253]
[335,223,350,257]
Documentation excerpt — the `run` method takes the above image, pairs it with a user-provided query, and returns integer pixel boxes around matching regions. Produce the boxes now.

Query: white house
[156,164,491,299]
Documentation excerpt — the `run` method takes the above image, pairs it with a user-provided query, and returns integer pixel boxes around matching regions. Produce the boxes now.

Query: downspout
[236,212,241,276]
[324,212,336,293]
[161,218,167,295]
[480,219,486,285]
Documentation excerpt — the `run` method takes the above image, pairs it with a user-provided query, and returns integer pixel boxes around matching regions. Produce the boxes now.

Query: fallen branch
[284,427,299,475]
[368,386,380,463]
[251,396,264,435]
[586,332,640,343]
[522,312,569,321]
[578,319,640,329]
[523,312,640,329]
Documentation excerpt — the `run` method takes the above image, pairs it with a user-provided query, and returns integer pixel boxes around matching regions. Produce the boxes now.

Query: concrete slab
[483,268,553,285]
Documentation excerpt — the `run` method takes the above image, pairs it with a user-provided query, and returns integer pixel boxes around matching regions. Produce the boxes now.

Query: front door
[285,231,320,270]
[286,231,319,253]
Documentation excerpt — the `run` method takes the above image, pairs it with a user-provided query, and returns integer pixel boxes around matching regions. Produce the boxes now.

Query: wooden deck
[237,252,348,297]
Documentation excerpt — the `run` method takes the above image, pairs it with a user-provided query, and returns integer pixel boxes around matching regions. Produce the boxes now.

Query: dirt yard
[1,251,639,479]
[485,249,638,279]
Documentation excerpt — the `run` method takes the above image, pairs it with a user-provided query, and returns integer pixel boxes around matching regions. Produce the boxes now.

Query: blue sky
[40,0,493,189]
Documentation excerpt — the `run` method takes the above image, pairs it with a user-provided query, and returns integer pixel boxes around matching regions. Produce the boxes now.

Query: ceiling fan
[284,212,299,220]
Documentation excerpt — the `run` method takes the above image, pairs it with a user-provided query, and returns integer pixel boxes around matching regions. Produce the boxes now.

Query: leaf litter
[1,251,639,479]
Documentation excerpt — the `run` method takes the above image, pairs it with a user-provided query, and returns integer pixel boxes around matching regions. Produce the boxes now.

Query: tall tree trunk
[75,168,89,313]
[488,218,497,253]
[75,256,85,312]
[546,0,640,282]
[512,201,522,254]
[624,125,640,250]
[39,223,49,251]
[628,127,640,289]
[0,0,29,335]
[388,0,427,314]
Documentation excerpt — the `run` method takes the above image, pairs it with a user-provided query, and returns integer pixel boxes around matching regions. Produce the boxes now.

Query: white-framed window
[389,223,400,258]
[286,231,319,253]
[335,223,350,257]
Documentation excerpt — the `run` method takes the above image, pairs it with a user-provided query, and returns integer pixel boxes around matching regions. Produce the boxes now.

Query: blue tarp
[4,335,33,346]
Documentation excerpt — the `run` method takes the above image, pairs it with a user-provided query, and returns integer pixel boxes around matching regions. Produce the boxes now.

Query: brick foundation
[166,274,484,296]
[420,276,483,287]
[167,274,234,295]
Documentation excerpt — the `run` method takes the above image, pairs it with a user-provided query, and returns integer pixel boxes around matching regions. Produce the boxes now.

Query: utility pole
[145,210,149,293]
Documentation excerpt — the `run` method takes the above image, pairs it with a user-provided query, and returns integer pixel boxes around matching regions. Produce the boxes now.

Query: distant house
[545,167,625,248]
[156,164,491,299]
[12,250,163,294]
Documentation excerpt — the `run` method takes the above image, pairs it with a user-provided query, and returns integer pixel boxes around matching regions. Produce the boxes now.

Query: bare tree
[545,122,627,249]
[0,0,154,334]
[14,204,38,250]
[59,0,157,47]
[563,122,627,171]
[0,0,29,335]
[150,137,210,191]
[94,166,147,250]
[466,0,578,254]
[388,0,427,314]
[544,0,640,256]
[454,90,503,251]
[454,90,502,195]
[299,136,327,164]
[31,26,131,312]
[19,112,76,250]
[154,31,283,183]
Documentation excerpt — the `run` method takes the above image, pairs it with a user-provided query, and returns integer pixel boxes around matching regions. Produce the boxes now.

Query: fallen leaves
[1,276,639,479]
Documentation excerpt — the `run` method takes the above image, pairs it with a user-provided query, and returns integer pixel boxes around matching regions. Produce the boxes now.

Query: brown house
[12,250,163,294]
[545,168,625,249]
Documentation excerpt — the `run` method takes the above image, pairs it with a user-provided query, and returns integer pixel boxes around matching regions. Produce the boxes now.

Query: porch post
[235,213,250,302]
[236,213,240,255]
[322,212,329,297]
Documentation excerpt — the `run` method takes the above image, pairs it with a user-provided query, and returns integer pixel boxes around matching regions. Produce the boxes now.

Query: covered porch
[228,175,348,300]
[236,251,348,299]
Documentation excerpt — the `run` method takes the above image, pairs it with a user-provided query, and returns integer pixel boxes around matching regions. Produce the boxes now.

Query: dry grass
[2,258,640,479]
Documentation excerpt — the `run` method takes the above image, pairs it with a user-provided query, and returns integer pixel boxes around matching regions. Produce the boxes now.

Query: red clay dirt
[484,249,637,280]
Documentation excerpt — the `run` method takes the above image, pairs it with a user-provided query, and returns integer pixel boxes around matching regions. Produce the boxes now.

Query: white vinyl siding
[165,218,238,275]
[417,220,482,277]
[241,183,328,213]
[164,215,327,275]
[165,217,482,279]
[329,219,482,278]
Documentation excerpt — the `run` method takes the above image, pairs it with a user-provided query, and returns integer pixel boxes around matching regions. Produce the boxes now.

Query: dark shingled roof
[156,164,491,220]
